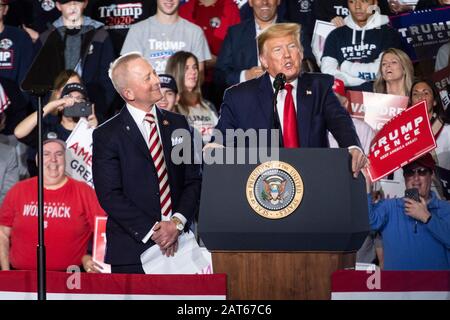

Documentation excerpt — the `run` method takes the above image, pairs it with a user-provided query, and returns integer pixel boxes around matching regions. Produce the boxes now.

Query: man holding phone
[364,153,450,270]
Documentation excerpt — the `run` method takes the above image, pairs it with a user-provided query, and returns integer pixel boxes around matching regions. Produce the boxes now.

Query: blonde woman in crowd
[374,48,414,97]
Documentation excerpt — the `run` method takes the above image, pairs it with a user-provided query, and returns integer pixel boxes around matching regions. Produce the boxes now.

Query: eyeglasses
[403,167,431,178]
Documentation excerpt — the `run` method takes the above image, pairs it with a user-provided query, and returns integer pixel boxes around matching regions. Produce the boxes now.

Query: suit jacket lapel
[119,107,152,162]
[155,107,173,165]
[297,74,314,147]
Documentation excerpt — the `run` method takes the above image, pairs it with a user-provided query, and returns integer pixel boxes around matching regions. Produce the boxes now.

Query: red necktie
[283,83,299,148]
[144,113,172,218]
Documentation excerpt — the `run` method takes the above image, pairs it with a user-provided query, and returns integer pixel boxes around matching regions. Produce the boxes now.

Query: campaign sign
[432,65,450,110]
[311,20,336,66]
[65,118,94,188]
[368,100,436,182]
[93,216,111,273]
[346,91,408,131]
[390,7,450,62]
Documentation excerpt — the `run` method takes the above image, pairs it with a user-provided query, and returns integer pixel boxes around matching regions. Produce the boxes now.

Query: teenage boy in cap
[156,74,179,113]
[0,137,105,272]
[36,0,116,123]
[363,153,450,270]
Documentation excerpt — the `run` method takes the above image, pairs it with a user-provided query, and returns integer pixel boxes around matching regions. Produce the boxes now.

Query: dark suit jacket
[215,72,361,148]
[92,107,202,265]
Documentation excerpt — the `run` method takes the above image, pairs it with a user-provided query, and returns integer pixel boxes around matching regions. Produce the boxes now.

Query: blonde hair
[108,51,143,96]
[374,48,414,96]
[257,23,303,57]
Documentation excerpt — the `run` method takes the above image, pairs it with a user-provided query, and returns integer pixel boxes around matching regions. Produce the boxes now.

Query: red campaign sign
[93,216,107,264]
[346,91,408,131]
[368,100,436,182]
[433,65,450,91]
[431,65,450,110]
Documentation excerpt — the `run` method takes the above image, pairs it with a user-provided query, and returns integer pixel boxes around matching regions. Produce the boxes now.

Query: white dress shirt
[126,104,187,243]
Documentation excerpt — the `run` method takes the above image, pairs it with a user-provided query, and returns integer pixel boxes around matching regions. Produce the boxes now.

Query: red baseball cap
[404,153,436,171]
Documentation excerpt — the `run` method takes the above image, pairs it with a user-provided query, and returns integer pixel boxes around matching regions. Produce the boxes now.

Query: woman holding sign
[13,70,98,176]
[410,79,450,172]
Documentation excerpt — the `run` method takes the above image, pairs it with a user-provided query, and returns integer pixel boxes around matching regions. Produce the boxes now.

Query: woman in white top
[166,51,218,143]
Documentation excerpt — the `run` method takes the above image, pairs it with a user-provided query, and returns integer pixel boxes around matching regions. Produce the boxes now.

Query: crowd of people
[0,0,450,274]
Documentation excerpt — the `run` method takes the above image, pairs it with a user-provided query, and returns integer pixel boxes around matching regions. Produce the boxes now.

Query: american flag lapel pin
[306,90,312,95]
[163,120,170,126]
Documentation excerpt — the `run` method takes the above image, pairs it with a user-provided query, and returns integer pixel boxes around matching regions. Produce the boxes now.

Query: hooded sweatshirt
[53,16,104,76]
[38,16,116,122]
[321,10,401,88]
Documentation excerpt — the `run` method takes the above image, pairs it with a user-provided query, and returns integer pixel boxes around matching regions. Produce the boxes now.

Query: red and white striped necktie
[144,113,172,218]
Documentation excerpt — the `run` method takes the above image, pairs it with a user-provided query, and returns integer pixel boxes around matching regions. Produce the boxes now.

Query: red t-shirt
[0,177,105,271]
[179,0,241,56]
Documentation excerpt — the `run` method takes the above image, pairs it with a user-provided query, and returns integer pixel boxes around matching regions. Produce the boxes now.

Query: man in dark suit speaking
[92,52,201,273]
[215,23,367,177]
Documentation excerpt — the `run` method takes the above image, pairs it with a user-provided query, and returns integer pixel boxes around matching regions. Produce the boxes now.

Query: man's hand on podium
[348,147,367,178]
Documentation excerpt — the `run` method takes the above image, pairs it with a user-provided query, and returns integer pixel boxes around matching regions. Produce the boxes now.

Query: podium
[199,148,369,299]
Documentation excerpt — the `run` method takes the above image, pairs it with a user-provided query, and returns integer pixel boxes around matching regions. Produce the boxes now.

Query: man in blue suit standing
[92,52,201,273]
[215,0,282,88]
[215,23,367,177]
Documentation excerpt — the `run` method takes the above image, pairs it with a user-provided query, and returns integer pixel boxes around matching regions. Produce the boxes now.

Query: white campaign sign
[311,20,336,67]
[65,118,95,188]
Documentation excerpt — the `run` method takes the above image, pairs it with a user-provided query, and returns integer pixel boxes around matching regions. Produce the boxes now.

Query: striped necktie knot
[144,112,156,124]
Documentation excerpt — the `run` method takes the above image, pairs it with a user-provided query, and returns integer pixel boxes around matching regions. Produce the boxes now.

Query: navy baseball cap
[159,74,178,93]
[60,83,88,99]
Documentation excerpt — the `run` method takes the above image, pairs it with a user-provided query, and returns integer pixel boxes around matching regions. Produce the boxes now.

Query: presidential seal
[246,161,304,219]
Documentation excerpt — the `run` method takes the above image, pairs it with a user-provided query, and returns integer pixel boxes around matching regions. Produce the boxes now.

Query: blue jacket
[215,72,361,148]
[0,25,34,84]
[369,192,450,270]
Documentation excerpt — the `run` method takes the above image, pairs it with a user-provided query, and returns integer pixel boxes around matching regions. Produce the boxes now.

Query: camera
[63,101,93,118]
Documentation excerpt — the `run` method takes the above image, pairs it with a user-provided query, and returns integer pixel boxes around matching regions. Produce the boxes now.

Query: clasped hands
[151,221,180,257]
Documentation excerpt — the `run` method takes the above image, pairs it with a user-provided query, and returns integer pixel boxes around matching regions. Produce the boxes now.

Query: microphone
[272,73,286,145]
[273,73,286,91]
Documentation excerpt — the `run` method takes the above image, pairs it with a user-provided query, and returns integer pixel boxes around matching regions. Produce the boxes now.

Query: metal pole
[37,95,46,300]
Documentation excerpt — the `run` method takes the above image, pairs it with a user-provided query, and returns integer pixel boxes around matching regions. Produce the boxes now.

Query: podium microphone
[273,73,286,92]
[272,73,286,144]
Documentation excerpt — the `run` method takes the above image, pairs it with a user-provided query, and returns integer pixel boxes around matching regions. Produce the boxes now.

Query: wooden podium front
[212,251,355,300]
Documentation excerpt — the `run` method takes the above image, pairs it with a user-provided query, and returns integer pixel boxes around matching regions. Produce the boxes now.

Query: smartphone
[63,101,93,118]
[404,188,420,202]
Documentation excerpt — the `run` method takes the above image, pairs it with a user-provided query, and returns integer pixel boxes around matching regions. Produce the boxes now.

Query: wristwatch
[171,216,184,234]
